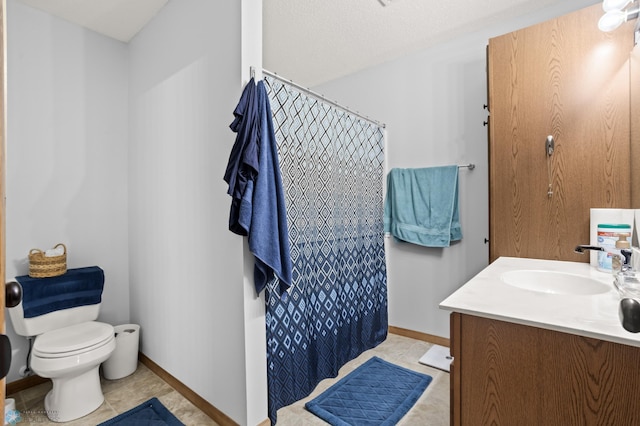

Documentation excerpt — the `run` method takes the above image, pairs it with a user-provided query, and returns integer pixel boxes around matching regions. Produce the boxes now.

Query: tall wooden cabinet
[631,44,640,209]
[488,4,633,263]
[451,4,640,425]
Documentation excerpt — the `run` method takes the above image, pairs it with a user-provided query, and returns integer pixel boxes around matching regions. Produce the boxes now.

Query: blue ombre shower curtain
[264,75,388,424]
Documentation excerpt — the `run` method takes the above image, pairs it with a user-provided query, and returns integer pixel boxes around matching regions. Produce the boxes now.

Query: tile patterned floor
[275,334,450,426]
[7,363,217,425]
[7,334,449,425]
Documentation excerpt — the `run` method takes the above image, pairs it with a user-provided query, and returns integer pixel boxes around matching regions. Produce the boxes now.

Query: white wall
[127,0,255,423]
[240,1,268,423]
[313,41,490,339]
[5,0,264,422]
[313,0,598,339]
[5,0,130,381]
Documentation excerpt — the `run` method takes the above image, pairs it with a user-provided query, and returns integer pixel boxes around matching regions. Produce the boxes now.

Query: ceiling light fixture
[598,0,639,33]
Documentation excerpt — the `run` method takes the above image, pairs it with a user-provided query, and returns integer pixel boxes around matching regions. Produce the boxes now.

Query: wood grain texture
[631,45,640,209]
[1,0,6,412]
[489,4,632,263]
[388,325,450,347]
[450,313,461,426]
[453,313,640,425]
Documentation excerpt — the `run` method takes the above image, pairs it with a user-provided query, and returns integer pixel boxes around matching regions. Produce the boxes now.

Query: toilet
[8,266,115,423]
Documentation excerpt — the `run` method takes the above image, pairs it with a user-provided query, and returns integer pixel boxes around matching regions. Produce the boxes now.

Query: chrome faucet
[574,245,605,254]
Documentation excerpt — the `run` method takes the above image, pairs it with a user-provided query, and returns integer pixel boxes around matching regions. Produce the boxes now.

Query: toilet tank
[8,266,105,337]
[9,303,101,337]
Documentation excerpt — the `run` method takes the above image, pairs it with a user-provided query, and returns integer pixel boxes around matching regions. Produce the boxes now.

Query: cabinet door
[0,0,5,411]
[631,44,640,208]
[455,314,640,425]
[488,4,632,263]
[450,313,462,426]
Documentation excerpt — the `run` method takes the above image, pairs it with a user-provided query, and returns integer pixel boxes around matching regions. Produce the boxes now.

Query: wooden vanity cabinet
[450,312,640,426]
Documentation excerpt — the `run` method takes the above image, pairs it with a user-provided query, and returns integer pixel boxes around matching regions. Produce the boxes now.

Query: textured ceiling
[17,0,168,42]
[16,0,601,85]
[263,0,600,86]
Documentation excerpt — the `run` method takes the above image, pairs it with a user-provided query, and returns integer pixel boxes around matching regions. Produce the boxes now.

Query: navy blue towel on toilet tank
[16,266,104,318]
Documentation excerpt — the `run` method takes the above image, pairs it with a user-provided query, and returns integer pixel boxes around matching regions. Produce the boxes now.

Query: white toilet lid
[33,322,114,358]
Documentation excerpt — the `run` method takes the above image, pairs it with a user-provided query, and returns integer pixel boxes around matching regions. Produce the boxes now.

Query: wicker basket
[29,243,67,278]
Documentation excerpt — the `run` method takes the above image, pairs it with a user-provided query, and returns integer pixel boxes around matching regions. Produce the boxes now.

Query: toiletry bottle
[612,233,631,274]
[597,224,632,272]
[616,233,632,272]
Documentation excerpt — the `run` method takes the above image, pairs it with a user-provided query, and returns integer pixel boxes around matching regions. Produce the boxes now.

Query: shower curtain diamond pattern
[264,76,388,424]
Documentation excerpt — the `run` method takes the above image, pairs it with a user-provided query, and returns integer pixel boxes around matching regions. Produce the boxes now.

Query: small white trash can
[103,324,140,380]
[4,398,16,425]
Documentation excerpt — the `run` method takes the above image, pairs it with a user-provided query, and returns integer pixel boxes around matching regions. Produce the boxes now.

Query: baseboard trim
[388,325,450,347]
[6,374,48,396]
[138,352,239,426]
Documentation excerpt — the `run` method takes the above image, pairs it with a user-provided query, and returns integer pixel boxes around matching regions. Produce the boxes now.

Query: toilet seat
[33,322,114,359]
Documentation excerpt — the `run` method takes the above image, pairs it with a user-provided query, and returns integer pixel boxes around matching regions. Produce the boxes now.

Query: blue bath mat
[98,397,184,426]
[305,356,432,425]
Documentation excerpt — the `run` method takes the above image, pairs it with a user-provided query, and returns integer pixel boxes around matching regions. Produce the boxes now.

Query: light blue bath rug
[305,356,432,425]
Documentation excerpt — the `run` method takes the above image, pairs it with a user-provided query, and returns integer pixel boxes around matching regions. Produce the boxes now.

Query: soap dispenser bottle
[612,233,632,273]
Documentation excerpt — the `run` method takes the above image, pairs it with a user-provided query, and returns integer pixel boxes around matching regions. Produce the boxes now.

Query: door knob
[6,281,22,308]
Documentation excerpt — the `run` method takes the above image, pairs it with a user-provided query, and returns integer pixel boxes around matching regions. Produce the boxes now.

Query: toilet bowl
[31,322,115,422]
[8,266,115,423]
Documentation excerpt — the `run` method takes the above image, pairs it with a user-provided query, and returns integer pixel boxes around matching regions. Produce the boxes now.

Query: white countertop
[439,256,640,348]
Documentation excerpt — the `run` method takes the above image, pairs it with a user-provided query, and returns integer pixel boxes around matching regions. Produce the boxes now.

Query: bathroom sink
[500,270,611,295]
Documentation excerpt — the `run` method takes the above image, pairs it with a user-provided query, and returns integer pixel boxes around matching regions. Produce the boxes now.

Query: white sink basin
[500,270,611,295]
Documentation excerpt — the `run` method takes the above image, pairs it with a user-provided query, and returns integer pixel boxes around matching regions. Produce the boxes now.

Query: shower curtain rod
[251,66,386,129]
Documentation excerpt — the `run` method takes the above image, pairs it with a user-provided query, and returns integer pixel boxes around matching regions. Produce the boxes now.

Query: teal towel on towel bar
[384,166,462,247]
